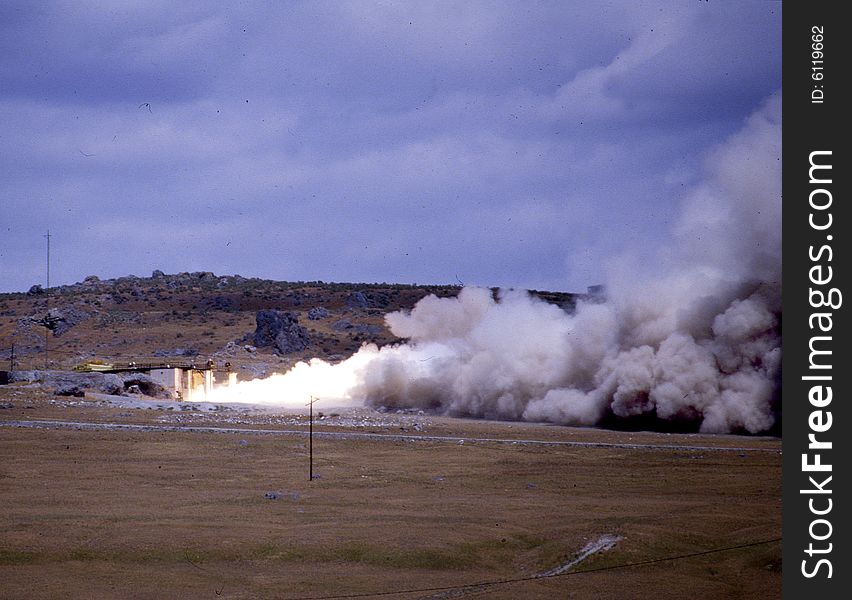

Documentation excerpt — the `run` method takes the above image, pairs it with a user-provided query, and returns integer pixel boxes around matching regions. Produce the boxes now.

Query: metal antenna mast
[44,230,51,370]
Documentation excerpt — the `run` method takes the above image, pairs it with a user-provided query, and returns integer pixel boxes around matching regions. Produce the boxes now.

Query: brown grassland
[0,391,781,600]
[1,277,780,598]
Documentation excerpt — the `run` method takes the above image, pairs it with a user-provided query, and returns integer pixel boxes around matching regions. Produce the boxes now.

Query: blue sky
[0,1,781,293]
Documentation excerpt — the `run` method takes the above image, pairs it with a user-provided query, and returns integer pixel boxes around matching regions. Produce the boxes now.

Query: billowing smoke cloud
[209,94,781,434]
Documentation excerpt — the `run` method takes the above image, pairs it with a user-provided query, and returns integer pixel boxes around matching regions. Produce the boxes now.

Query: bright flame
[199,340,457,410]
[203,352,375,409]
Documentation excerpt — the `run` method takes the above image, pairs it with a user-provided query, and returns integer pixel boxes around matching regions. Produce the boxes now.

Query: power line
[278,537,782,600]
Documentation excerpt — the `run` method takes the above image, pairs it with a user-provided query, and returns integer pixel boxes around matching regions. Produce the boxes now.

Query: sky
[0,1,781,294]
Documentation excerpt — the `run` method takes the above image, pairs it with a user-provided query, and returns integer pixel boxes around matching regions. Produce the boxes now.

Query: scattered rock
[264,490,300,501]
[307,307,331,320]
[343,290,391,309]
[214,341,240,357]
[10,370,124,396]
[363,291,391,308]
[96,310,142,326]
[27,284,45,296]
[35,307,91,337]
[239,363,272,379]
[288,293,303,307]
[205,296,236,311]
[354,324,383,335]
[331,319,382,335]
[0,402,14,409]
[151,269,166,278]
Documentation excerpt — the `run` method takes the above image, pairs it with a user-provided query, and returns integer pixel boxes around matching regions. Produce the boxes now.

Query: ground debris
[264,490,300,501]
[540,534,623,577]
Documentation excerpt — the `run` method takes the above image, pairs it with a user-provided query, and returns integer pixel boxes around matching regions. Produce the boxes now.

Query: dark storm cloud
[0,1,780,293]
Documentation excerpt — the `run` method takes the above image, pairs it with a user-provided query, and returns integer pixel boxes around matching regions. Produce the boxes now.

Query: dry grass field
[0,390,781,599]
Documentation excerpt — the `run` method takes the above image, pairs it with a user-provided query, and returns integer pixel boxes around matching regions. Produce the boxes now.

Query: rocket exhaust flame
[202,94,781,434]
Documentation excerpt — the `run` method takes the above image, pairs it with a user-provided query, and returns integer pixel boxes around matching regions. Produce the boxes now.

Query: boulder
[56,384,85,397]
[308,307,331,320]
[252,310,309,354]
[331,319,353,331]
[345,291,369,309]
[39,307,91,337]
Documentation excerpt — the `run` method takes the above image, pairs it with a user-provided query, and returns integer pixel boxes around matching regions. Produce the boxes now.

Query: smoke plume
[210,94,781,434]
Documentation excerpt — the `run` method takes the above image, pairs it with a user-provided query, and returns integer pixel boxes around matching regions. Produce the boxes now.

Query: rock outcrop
[252,310,310,354]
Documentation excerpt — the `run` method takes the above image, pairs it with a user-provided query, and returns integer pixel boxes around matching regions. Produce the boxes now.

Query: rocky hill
[0,272,579,380]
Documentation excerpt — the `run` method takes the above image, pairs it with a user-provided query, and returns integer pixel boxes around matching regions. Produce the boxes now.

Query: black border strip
[783,3,850,596]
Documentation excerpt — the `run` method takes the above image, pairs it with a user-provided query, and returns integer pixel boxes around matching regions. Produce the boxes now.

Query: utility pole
[307,396,317,481]
[44,230,51,370]
[9,343,15,371]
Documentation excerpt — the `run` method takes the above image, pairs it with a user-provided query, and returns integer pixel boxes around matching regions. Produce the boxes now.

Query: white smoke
[207,94,781,434]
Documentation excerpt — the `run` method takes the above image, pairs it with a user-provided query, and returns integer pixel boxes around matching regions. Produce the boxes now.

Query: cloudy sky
[0,1,780,294]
